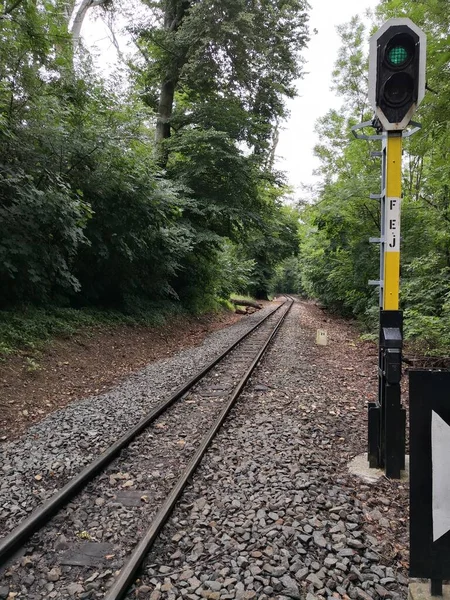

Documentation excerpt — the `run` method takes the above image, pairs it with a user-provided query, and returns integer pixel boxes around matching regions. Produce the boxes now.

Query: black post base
[368,310,406,478]
[431,579,443,597]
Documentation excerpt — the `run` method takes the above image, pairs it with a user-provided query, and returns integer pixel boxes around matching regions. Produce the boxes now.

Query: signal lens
[383,72,414,107]
[384,33,415,69]
[388,46,409,65]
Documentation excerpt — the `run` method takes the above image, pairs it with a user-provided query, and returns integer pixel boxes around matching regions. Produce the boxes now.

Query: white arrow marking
[432,410,450,542]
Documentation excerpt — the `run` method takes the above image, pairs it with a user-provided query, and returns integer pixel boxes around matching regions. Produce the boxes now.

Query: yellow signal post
[357,17,426,479]
[383,132,402,310]
[371,129,406,481]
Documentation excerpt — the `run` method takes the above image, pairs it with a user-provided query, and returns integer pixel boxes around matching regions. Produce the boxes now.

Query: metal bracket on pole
[402,120,422,138]
[351,120,384,141]
[352,119,421,141]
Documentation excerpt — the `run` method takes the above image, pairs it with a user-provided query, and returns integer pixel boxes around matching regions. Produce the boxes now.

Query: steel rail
[104,298,293,600]
[0,299,288,565]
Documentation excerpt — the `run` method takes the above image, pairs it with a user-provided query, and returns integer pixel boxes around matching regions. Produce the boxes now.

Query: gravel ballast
[1,300,409,600]
[0,304,292,600]
[0,305,278,535]
[128,301,409,600]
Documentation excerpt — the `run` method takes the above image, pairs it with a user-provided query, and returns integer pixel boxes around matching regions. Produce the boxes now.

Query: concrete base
[347,453,409,483]
[409,581,450,599]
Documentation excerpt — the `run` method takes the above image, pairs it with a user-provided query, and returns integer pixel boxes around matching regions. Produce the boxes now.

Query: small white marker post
[316,330,327,346]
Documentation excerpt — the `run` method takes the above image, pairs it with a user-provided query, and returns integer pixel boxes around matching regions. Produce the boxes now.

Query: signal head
[369,19,426,131]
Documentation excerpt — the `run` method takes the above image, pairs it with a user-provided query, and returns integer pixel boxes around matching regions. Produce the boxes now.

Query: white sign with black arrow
[410,370,450,580]
[432,410,450,542]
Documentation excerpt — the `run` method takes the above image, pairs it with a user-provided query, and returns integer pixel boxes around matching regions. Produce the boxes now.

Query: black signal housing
[376,25,420,125]
[369,19,426,131]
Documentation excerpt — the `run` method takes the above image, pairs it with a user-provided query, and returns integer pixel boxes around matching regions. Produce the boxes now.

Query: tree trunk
[230,298,263,309]
[155,79,176,144]
[266,121,280,171]
[70,0,107,52]
[154,0,190,167]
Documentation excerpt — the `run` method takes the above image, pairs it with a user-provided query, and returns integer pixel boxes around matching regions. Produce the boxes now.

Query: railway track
[0,297,293,599]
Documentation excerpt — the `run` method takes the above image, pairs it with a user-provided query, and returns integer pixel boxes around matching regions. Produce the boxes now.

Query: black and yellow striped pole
[374,131,405,479]
[383,133,402,310]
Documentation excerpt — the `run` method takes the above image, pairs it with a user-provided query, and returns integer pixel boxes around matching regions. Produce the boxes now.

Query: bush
[0,169,89,307]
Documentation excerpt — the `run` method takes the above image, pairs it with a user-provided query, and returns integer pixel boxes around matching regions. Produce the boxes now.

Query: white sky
[81,0,378,192]
[276,0,378,192]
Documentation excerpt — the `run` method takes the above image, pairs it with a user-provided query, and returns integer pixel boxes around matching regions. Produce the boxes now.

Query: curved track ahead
[0,298,293,599]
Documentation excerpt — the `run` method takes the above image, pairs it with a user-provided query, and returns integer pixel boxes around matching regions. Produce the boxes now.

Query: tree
[0,0,311,318]
[299,16,381,321]
[70,0,110,51]
[300,2,450,352]
[135,0,309,164]
[0,0,88,305]
[242,193,301,300]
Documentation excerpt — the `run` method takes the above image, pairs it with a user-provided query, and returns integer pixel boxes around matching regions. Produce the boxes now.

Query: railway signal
[369,18,426,131]
[353,18,427,479]
[355,18,450,600]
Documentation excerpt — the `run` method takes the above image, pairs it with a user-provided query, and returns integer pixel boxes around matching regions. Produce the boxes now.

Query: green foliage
[0,306,108,356]
[0,169,89,305]
[298,17,383,323]
[136,0,310,157]
[271,256,304,295]
[0,0,87,306]
[216,242,256,300]
[300,90,381,317]
[0,0,311,333]
[166,128,263,240]
[71,122,197,306]
[401,254,450,351]
[298,17,381,320]
[297,18,385,320]
[332,17,370,119]
[298,3,450,353]
[25,357,41,373]
[242,197,301,299]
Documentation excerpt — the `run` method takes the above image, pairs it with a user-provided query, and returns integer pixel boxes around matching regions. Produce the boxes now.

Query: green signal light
[388,46,409,65]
